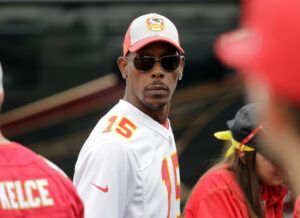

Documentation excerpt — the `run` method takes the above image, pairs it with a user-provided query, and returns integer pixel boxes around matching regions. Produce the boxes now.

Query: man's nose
[151,71,164,79]
[151,61,164,78]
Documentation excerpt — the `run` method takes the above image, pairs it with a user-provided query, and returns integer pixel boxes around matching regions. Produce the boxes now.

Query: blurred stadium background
[0,0,251,209]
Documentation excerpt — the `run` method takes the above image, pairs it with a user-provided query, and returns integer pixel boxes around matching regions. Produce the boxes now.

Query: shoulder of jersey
[38,155,69,178]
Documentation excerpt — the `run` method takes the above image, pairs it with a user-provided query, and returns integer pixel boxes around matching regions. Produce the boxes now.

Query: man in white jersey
[73,13,184,218]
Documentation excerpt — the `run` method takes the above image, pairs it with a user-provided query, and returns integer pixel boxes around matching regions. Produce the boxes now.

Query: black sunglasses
[126,55,183,72]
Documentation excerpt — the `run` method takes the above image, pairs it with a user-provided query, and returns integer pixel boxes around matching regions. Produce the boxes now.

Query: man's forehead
[136,41,178,53]
[144,41,177,50]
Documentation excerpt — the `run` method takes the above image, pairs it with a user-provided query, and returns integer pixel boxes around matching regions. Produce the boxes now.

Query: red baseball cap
[123,13,184,57]
[215,0,300,105]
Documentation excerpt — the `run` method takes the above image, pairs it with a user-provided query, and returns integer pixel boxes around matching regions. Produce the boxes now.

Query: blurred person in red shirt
[215,0,300,217]
[0,62,84,217]
[184,104,287,218]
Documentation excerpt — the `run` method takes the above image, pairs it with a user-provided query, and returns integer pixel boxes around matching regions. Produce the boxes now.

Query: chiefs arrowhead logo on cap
[146,17,164,31]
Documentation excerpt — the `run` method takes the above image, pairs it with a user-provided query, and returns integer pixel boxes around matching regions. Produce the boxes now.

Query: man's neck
[123,98,170,124]
[148,109,168,124]
[136,103,169,124]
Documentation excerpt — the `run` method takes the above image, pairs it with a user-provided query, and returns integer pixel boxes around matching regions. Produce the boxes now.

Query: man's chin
[144,100,167,110]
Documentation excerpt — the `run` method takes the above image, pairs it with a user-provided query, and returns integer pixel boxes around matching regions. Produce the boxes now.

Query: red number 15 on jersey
[162,152,180,218]
[102,115,137,138]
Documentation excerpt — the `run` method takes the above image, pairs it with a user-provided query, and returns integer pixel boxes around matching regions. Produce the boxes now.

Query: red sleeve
[70,186,84,218]
[41,157,84,218]
[64,178,84,218]
[185,188,248,218]
[293,196,300,218]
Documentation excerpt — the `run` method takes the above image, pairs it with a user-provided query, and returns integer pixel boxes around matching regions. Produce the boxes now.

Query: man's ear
[178,56,185,80]
[0,92,4,104]
[239,152,247,164]
[117,56,128,80]
[178,72,183,81]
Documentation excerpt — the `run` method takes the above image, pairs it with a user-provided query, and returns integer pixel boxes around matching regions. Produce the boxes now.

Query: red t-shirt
[0,142,84,217]
[184,166,287,218]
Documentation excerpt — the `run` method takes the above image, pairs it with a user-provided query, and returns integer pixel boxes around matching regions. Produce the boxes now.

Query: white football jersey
[74,100,181,218]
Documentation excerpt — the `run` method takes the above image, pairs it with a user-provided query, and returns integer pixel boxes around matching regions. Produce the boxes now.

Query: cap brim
[215,28,261,76]
[128,36,184,55]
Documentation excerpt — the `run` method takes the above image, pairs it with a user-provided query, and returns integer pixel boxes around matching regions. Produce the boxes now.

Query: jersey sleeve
[40,155,84,217]
[73,139,137,218]
[63,178,85,218]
